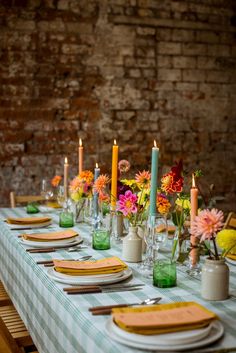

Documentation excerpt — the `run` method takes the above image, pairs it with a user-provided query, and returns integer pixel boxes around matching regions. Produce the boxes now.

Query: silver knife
[66,287,143,294]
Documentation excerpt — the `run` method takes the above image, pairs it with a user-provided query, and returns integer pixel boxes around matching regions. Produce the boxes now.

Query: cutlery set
[26,245,87,253]
[36,255,92,266]
[63,283,145,295]
[89,297,162,315]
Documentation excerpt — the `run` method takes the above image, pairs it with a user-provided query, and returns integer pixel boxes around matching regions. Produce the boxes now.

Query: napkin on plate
[45,201,61,208]
[53,256,128,276]
[226,254,236,261]
[156,224,176,234]
[6,216,51,225]
[22,229,78,242]
[112,302,218,335]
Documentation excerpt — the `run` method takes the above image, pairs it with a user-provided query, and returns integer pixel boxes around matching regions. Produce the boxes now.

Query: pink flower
[191,208,224,241]
[118,160,130,174]
[117,190,138,217]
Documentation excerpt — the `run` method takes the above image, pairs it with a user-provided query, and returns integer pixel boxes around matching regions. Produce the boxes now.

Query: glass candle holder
[26,203,39,214]
[59,211,74,228]
[92,228,110,250]
[153,259,177,288]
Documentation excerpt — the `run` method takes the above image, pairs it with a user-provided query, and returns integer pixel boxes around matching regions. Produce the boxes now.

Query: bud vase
[201,258,229,301]
[75,198,86,223]
[122,226,142,263]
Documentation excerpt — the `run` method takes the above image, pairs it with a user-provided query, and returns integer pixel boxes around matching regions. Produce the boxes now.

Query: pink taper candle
[64,157,69,200]
[78,138,83,174]
[190,174,199,266]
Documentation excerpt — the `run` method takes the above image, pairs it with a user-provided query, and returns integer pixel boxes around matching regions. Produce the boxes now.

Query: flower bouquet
[69,170,94,222]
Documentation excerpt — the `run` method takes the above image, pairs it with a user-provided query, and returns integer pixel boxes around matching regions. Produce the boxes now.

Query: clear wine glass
[41,179,53,201]
[139,215,165,276]
[57,186,65,207]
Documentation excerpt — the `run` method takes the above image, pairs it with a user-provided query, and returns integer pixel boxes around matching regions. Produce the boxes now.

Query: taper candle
[94,163,100,218]
[190,174,199,266]
[149,140,159,217]
[64,157,69,200]
[111,139,119,211]
[78,138,83,175]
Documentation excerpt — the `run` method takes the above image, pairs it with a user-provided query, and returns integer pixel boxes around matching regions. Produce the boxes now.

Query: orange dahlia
[157,193,171,215]
[78,170,94,184]
[51,175,62,187]
[93,174,110,194]
[135,170,151,188]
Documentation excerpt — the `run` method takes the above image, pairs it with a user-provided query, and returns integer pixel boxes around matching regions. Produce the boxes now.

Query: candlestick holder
[111,211,123,243]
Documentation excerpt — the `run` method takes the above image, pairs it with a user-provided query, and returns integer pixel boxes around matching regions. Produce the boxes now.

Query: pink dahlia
[117,190,138,217]
[191,208,224,241]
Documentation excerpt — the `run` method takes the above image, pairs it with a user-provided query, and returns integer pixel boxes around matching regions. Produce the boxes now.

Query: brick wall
[0,0,235,210]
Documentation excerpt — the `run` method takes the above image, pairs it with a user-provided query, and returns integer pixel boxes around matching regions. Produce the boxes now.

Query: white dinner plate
[105,319,224,351]
[225,257,236,266]
[110,317,212,346]
[47,267,132,286]
[7,220,52,229]
[52,268,125,281]
[19,236,82,248]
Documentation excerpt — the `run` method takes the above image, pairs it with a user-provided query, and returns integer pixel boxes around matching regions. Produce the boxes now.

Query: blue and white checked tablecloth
[0,207,236,353]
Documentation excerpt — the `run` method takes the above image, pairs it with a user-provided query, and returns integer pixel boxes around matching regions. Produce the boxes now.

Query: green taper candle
[149,140,159,216]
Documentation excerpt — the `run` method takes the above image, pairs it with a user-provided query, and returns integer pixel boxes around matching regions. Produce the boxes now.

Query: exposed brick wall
[0,0,235,210]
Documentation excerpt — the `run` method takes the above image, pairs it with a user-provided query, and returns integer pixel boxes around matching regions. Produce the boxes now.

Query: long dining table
[0,207,236,353]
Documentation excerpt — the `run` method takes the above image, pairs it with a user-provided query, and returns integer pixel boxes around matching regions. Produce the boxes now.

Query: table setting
[0,139,236,353]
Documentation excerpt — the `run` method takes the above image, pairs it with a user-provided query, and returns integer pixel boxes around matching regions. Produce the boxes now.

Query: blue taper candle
[149,140,159,217]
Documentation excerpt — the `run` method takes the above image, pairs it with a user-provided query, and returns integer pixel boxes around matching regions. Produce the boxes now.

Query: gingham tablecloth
[0,207,236,353]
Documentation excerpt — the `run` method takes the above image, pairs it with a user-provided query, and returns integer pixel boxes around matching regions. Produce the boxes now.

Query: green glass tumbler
[59,211,74,228]
[92,229,110,250]
[153,259,177,288]
[26,203,39,214]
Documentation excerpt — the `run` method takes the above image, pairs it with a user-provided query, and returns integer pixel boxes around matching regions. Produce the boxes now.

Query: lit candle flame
[114,139,117,145]
[154,140,157,148]
[96,163,98,168]
[79,138,82,147]
[65,157,68,164]
[192,174,196,188]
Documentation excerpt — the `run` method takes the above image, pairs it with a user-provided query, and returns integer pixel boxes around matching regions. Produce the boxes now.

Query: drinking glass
[57,186,65,207]
[153,259,177,288]
[41,179,53,201]
[59,210,74,228]
[139,215,165,276]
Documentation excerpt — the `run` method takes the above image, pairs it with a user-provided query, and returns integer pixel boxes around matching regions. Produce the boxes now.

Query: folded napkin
[45,201,61,208]
[53,256,128,276]
[6,216,51,225]
[112,302,218,335]
[22,229,78,242]
[226,254,236,261]
[156,224,176,234]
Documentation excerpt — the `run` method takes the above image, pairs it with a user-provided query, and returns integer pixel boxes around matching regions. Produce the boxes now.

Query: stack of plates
[20,235,82,249]
[106,318,224,351]
[47,267,132,286]
[226,257,236,266]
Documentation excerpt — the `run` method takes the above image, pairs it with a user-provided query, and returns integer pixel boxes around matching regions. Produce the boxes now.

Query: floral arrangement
[191,208,225,260]
[51,175,62,187]
[69,170,94,202]
[117,170,151,226]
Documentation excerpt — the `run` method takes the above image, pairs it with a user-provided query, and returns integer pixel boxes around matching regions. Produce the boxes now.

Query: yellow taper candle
[190,174,199,266]
[111,139,119,211]
[78,138,83,175]
[64,157,69,200]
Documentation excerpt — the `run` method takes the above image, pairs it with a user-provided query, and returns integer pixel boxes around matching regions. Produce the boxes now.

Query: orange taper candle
[190,174,199,266]
[111,139,119,211]
[78,138,83,175]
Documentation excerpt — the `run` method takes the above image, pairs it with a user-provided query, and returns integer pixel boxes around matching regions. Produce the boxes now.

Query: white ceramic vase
[122,226,142,263]
[201,258,229,301]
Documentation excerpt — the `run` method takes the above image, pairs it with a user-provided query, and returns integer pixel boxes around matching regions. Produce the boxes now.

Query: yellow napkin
[156,224,176,234]
[54,256,128,276]
[45,201,61,208]
[22,229,78,242]
[112,302,218,335]
[6,217,51,225]
[226,254,236,261]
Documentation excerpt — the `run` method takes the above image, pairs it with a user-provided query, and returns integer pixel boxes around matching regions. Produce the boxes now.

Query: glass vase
[153,259,177,288]
[75,198,86,223]
[173,227,189,265]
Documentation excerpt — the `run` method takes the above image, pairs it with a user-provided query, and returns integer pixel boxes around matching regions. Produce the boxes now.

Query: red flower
[161,160,183,194]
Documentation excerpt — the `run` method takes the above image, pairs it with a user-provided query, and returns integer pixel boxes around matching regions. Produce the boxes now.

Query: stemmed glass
[41,179,53,201]
[139,215,165,276]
